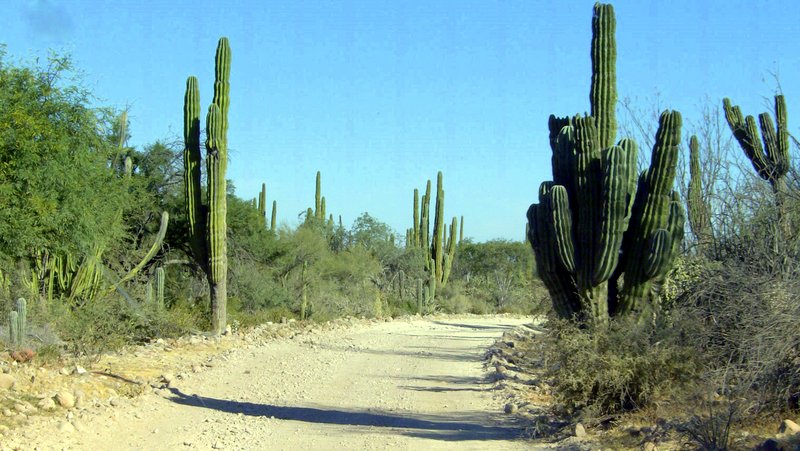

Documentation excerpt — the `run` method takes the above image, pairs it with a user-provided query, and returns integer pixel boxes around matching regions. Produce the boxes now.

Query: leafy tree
[0,51,127,262]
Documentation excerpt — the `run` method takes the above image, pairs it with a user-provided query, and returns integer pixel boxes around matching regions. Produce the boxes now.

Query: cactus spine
[183,37,231,335]
[527,4,684,322]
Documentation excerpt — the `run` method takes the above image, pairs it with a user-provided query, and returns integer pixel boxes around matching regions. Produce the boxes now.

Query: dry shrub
[541,316,701,419]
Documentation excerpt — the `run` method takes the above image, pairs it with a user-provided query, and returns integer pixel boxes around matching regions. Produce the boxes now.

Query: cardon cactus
[408,172,459,296]
[155,267,165,310]
[183,37,231,335]
[8,298,26,348]
[723,95,789,194]
[527,4,684,322]
[687,135,712,250]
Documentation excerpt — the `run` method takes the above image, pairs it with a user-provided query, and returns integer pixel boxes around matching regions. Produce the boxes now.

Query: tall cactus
[183,37,231,335]
[590,2,617,150]
[722,95,789,194]
[258,183,267,227]
[409,173,460,292]
[155,267,165,310]
[526,4,684,322]
[687,135,712,250]
[270,200,277,231]
[315,171,322,220]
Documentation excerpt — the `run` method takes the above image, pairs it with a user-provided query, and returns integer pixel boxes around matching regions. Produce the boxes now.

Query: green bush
[541,316,701,418]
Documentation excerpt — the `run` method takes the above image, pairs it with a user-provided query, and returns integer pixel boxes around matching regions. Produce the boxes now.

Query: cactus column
[526,3,684,322]
[184,37,231,335]
[687,135,711,251]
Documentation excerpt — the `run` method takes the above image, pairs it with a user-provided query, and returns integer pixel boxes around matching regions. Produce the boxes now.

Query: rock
[643,442,658,451]
[223,325,232,335]
[574,422,587,438]
[109,398,120,407]
[74,391,86,409]
[59,367,71,376]
[756,438,781,451]
[503,403,518,414]
[58,421,76,434]
[37,397,56,410]
[162,373,175,384]
[74,366,87,375]
[779,419,800,435]
[0,374,13,390]
[192,365,202,373]
[55,391,75,409]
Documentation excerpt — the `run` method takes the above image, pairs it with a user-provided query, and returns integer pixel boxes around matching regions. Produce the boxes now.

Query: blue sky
[4,0,799,242]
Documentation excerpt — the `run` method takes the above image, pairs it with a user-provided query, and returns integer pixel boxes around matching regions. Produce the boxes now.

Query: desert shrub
[541,316,701,418]
[671,259,800,413]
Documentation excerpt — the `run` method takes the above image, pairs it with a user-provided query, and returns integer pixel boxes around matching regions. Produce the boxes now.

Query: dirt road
[21,316,539,450]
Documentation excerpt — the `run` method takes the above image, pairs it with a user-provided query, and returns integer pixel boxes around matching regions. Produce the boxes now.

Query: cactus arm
[184,76,206,271]
[107,211,169,291]
[590,2,617,149]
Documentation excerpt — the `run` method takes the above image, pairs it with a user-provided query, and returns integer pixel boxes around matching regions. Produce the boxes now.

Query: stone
[55,391,75,409]
[59,367,71,376]
[574,422,587,438]
[162,373,175,384]
[0,374,13,390]
[74,366,87,375]
[779,419,800,435]
[58,421,76,434]
[37,397,56,410]
[503,403,518,414]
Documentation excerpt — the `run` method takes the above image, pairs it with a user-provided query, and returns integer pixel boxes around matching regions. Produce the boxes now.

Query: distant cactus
[8,298,26,348]
[155,267,165,310]
[723,95,789,194]
[687,135,712,250]
[270,200,277,231]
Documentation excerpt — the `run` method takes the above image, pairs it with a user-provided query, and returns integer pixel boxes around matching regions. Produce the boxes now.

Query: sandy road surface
[23,316,539,450]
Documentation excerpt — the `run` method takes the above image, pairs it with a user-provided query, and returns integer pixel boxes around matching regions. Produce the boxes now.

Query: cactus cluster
[406,172,459,299]
[254,182,278,231]
[527,3,684,322]
[184,37,231,335]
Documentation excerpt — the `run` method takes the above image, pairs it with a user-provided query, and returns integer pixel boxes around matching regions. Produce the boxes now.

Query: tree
[0,51,128,265]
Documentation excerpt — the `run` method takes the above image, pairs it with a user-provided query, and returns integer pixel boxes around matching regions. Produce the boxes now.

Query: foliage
[541,316,700,418]
[0,52,127,260]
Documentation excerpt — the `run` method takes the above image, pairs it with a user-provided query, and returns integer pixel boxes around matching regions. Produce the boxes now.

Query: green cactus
[155,267,165,310]
[687,135,712,250]
[183,37,231,335]
[723,95,789,194]
[315,171,322,220]
[8,298,26,348]
[590,2,617,150]
[416,278,424,314]
[258,183,267,227]
[459,215,464,244]
[412,189,420,247]
[527,4,684,322]
[300,260,308,320]
[271,200,277,231]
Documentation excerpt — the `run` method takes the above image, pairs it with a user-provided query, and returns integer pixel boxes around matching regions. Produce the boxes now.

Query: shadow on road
[431,321,519,331]
[166,388,523,442]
